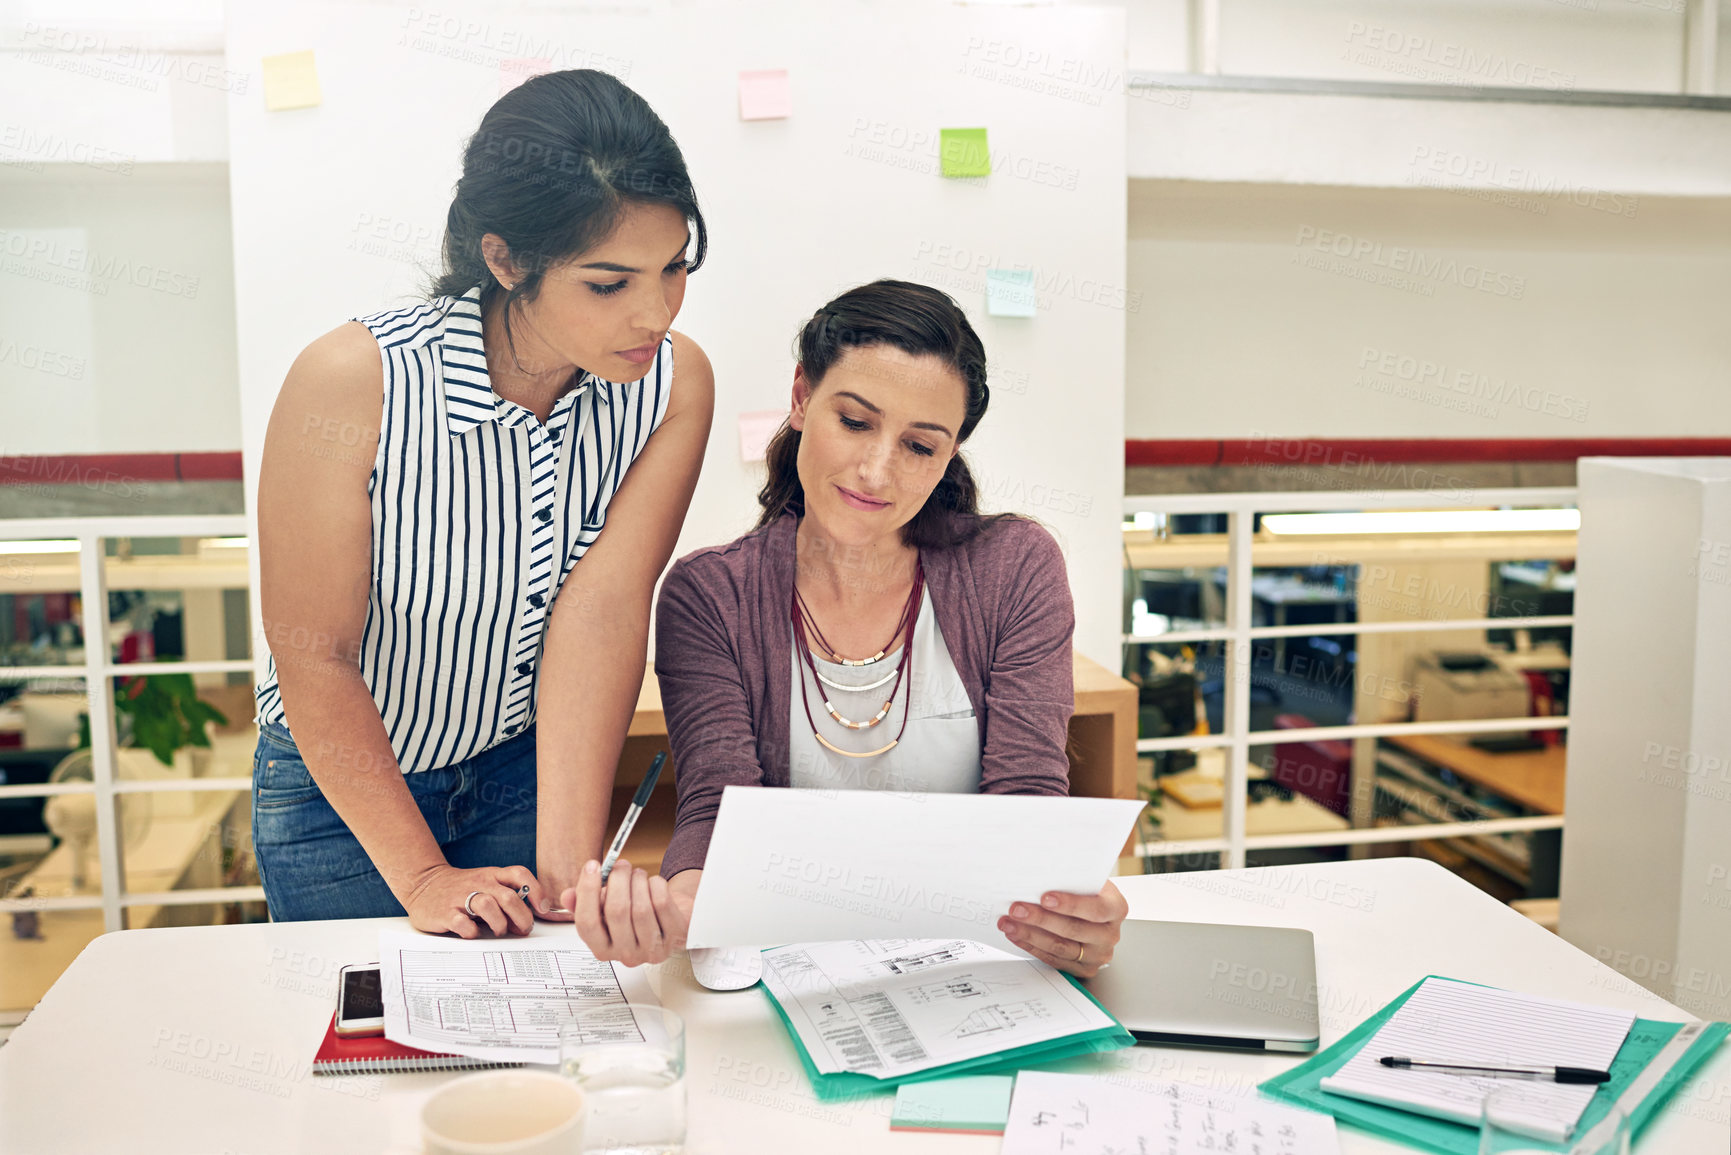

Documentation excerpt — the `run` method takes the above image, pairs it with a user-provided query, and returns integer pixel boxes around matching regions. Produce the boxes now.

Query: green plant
[78,673,228,766]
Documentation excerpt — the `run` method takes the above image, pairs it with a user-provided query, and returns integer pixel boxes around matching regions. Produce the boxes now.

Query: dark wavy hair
[756,280,1000,550]
[431,69,706,362]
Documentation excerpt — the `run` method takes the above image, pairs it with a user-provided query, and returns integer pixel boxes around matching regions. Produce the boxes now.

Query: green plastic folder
[760,976,1134,1102]
[1259,976,1729,1155]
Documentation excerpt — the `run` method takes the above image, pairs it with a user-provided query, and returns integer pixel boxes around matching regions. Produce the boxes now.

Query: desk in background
[1379,733,1566,899]
[3,858,1721,1154]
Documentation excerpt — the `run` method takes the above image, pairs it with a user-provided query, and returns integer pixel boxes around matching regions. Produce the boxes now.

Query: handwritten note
[1002,1072,1339,1155]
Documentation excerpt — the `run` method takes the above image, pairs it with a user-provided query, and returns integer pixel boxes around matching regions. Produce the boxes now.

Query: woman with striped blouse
[250,71,713,936]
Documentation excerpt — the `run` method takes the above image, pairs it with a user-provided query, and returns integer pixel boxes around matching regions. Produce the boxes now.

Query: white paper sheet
[1002,1072,1341,1155]
[378,931,656,1065]
[1319,977,1635,1142]
[761,938,1121,1079]
[685,788,1144,953]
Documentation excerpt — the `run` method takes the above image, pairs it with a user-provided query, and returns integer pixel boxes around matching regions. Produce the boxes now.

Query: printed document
[1002,1072,1340,1155]
[761,938,1119,1079]
[686,788,1144,953]
[378,930,656,1064]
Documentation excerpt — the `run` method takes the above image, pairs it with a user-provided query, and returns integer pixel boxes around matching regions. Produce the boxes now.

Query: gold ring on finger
[1075,941,1086,964]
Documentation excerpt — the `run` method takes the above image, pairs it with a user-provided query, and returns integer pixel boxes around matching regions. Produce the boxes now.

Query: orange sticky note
[262,50,322,111]
[738,70,791,121]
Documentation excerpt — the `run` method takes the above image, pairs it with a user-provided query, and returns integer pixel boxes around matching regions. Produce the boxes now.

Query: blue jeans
[251,722,539,922]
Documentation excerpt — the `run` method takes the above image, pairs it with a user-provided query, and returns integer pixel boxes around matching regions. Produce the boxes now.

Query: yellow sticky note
[262,50,322,112]
[940,128,989,178]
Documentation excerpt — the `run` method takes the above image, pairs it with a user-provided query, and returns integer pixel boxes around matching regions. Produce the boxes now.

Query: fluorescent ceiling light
[1261,509,1580,536]
[0,539,79,554]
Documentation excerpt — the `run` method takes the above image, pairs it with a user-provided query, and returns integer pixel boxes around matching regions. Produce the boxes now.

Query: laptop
[1081,919,1321,1052]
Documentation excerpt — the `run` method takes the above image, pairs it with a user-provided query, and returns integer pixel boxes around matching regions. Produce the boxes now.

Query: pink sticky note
[500,57,551,95]
[738,69,791,121]
[738,410,788,463]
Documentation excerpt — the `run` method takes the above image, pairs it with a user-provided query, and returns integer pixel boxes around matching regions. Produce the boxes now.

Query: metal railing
[1122,488,1576,869]
[0,514,261,930]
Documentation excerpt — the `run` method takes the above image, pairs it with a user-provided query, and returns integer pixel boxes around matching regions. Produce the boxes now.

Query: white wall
[1126,179,1731,441]
[0,164,240,455]
[225,1,1128,665]
[1561,457,1731,1020]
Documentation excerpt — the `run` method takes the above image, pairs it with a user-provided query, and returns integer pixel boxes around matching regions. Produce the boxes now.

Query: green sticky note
[940,127,990,177]
[890,1074,1015,1134]
[986,269,1036,317]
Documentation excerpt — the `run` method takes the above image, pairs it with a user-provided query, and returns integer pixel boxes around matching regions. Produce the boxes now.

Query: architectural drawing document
[378,930,656,1064]
[760,938,1118,1079]
[1003,1072,1340,1155]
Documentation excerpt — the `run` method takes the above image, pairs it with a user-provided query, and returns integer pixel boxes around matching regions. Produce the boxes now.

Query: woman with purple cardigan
[565,280,1129,976]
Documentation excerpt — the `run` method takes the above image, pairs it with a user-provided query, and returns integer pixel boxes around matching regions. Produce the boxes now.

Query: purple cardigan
[655,511,1075,877]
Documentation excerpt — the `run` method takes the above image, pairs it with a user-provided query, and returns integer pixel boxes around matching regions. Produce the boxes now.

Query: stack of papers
[1319,978,1635,1142]
[759,938,1133,1097]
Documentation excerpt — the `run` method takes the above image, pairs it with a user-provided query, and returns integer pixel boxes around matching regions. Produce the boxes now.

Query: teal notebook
[760,976,1135,1102]
[1260,976,1729,1155]
[890,1074,1016,1133]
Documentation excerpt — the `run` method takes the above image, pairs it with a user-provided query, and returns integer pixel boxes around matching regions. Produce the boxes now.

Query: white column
[1560,457,1731,1019]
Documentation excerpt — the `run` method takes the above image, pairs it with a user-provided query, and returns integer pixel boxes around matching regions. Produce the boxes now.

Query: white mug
[422,1070,585,1155]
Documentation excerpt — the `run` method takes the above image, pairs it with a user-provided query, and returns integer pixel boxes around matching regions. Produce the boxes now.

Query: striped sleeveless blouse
[255,283,673,774]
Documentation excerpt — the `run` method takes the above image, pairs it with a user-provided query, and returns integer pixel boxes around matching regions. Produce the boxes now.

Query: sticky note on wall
[940,128,990,177]
[262,50,322,111]
[739,70,791,120]
[738,410,788,463]
[986,269,1036,317]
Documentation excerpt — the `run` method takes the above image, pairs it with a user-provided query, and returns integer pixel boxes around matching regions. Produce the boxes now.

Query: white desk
[2,859,1724,1153]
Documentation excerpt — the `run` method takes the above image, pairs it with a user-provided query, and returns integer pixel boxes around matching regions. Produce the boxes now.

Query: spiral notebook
[310,1013,521,1075]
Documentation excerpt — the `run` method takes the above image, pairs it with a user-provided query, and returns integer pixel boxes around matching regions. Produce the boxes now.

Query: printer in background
[1410,652,1532,735]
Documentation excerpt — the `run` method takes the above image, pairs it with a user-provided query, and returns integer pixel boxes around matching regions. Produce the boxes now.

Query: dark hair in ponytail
[756,280,1001,551]
[432,69,705,361]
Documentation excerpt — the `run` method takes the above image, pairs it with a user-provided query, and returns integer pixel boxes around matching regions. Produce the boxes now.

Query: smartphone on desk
[336,962,385,1037]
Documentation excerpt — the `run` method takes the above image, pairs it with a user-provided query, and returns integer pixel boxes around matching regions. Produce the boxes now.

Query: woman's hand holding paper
[998,880,1128,978]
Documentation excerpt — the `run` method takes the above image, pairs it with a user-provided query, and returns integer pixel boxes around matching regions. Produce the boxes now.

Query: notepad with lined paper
[1319,977,1636,1142]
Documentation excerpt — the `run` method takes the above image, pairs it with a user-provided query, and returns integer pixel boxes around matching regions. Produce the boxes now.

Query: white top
[5,860,1723,1154]
[788,594,983,793]
[253,284,672,772]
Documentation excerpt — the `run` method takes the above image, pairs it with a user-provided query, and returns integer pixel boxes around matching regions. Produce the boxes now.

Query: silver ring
[464,890,484,917]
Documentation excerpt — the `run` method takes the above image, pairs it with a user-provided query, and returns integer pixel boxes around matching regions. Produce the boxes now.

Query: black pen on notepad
[1379,1057,1611,1084]
[599,751,667,885]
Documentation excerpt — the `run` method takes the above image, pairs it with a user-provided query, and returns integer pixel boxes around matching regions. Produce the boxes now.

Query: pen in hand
[600,750,667,886]
[1379,1057,1611,1084]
